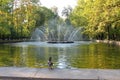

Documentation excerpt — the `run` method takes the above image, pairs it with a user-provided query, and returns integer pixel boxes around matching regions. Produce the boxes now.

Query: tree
[61,6,73,24]
[62,6,72,18]
[34,6,55,27]
[0,0,14,39]
[0,0,55,39]
[51,6,58,18]
[69,0,120,40]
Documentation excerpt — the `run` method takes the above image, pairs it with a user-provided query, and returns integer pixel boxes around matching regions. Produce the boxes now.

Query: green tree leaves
[70,0,120,40]
[0,0,55,39]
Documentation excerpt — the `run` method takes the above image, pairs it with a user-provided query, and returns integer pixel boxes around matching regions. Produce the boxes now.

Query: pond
[0,41,120,69]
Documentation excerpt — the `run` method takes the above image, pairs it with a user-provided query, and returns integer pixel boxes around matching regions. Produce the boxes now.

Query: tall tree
[69,0,120,40]
[0,0,14,39]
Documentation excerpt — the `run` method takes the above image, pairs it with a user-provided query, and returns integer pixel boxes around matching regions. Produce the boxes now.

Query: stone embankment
[96,40,120,46]
[0,67,120,80]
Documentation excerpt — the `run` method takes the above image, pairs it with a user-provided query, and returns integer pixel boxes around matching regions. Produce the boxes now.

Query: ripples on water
[0,41,120,69]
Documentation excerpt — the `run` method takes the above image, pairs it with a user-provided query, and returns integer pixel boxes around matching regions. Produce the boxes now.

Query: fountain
[31,18,84,43]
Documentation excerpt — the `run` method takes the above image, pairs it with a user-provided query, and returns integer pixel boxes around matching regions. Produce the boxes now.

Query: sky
[40,0,77,16]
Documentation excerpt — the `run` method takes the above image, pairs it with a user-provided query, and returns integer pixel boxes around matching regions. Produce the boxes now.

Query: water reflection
[0,42,120,69]
[57,48,69,69]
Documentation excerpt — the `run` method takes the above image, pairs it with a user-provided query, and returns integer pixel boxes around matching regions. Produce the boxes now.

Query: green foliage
[34,7,55,27]
[69,0,120,40]
[0,0,55,39]
[0,0,14,39]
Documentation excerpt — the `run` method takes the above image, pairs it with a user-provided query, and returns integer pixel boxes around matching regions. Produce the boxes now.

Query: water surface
[0,41,120,69]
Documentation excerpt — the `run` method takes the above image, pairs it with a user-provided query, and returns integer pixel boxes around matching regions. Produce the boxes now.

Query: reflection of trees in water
[69,43,120,69]
[69,44,104,68]
[19,45,28,66]
[57,48,68,68]
[0,43,120,69]
[20,46,59,68]
[0,45,14,66]
[16,43,120,69]
[27,46,47,68]
[56,47,78,69]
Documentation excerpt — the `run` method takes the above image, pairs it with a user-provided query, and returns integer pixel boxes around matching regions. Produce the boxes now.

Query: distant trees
[61,6,73,25]
[0,0,13,39]
[2,0,119,41]
[69,0,120,40]
[62,6,72,18]
[0,0,55,40]
[35,7,55,27]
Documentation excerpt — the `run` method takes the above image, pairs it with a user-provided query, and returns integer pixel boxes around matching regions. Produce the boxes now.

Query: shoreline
[0,76,97,80]
[1,39,120,46]
[96,40,120,46]
[0,39,29,44]
[0,76,91,80]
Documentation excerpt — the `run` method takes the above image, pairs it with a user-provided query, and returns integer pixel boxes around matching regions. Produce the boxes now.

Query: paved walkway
[0,67,120,80]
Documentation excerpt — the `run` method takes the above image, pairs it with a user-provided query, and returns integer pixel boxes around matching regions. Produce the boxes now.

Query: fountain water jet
[31,19,84,43]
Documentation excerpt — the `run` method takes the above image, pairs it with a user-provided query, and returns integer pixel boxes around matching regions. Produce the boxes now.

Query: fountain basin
[47,41,74,43]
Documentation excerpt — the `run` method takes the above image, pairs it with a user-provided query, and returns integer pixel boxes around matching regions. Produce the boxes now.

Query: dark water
[0,41,120,69]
